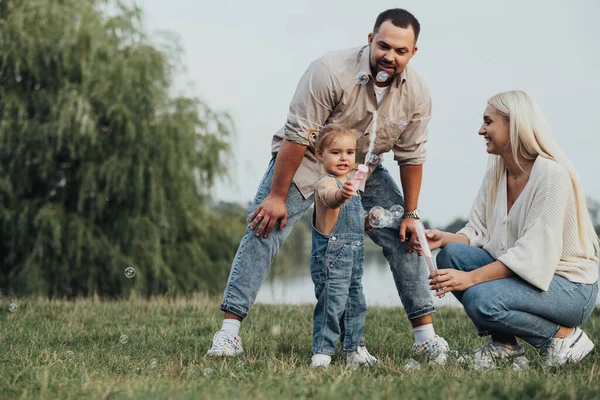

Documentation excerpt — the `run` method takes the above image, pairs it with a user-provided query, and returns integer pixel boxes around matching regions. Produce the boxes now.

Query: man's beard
[373,59,397,77]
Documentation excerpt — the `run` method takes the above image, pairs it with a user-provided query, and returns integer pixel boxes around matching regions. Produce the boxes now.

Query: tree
[442,217,469,234]
[588,198,600,236]
[0,0,235,297]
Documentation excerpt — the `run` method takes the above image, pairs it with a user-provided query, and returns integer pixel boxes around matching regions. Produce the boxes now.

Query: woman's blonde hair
[485,90,599,255]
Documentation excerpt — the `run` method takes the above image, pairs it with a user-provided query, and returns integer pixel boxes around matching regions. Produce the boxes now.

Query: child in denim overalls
[309,124,378,368]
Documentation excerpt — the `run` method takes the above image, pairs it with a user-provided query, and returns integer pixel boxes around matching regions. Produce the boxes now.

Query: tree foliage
[0,0,236,297]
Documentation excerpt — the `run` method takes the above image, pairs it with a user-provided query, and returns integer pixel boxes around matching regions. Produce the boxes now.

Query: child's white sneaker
[346,345,378,369]
[311,354,331,368]
[206,330,243,357]
[542,327,594,367]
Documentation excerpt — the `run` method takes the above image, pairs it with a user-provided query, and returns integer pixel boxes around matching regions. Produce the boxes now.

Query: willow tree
[0,0,238,297]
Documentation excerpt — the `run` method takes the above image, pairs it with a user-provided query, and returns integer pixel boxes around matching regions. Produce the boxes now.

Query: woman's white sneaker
[471,340,525,371]
[542,327,594,367]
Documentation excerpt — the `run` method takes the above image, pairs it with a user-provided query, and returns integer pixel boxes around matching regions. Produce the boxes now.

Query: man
[207,8,449,365]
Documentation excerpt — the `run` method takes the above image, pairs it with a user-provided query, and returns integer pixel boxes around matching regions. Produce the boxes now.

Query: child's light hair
[485,90,599,255]
[308,124,356,154]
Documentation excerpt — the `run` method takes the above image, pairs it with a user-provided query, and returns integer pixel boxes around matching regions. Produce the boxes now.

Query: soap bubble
[376,71,389,82]
[457,354,472,365]
[355,72,369,84]
[270,325,281,336]
[15,75,22,83]
[135,368,141,375]
[236,360,245,369]
[65,350,74,358]
[8,303,17,312]
[150,359,158,368]
[403,358,421,370]
[366,153,380,164]
[511,356,529,372]
[398,120,408,130]
[119,335,129,344]
[390,205,404,219]
[34,84,41,91]
[124,267,136,278]
[368,207,393,228]
[203,367,213,377]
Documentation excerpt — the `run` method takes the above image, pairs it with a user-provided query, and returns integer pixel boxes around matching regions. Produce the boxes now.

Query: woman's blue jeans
[437,243,598,347]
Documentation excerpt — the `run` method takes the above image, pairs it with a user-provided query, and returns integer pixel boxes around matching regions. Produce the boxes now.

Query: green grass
[1,296,599,399]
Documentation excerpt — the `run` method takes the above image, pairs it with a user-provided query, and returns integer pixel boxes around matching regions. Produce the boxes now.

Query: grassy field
[1,296,599,399]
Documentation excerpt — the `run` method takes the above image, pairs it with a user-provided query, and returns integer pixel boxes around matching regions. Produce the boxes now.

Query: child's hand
[339,181,355,200]
[364,215,373,231]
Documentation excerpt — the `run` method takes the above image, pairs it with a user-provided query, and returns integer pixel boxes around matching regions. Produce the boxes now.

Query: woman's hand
[424,229,445,251]
[429,269,477,296]
[408,228,446,254]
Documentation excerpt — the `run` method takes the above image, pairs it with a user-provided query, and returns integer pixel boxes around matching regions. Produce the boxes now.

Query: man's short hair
[373,9,421,43]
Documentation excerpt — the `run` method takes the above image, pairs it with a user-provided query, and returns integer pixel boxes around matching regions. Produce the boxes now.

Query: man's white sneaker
[472,340,525,371]
[346,345,379,369]
[412,335,450,365]
[311,354,331,368]
[542,327,594,367]
[206,330,243,357]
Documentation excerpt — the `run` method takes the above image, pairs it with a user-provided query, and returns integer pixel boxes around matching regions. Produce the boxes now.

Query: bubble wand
[414,220,445,297]
[351,110,378,191]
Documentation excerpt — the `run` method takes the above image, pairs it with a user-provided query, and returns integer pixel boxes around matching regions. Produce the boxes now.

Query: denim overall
[310,177,368,355]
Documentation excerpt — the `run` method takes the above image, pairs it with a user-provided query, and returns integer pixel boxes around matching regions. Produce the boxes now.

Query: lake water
[256,250,600,308]
[256,250,463,308]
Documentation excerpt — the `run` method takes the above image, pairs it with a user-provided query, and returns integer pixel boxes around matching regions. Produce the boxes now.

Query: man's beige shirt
[271,45,432,199]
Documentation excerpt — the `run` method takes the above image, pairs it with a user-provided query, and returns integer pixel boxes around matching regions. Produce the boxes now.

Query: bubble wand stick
[414,220,445,297]
[351,110,378,191]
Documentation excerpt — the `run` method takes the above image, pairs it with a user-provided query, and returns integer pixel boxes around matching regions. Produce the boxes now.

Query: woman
[417,90,599,369]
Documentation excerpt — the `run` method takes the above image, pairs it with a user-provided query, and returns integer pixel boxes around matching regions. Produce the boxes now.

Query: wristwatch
[403,209,421,219]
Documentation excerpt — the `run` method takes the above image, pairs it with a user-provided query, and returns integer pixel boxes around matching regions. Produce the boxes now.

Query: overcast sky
[139,0,600,226]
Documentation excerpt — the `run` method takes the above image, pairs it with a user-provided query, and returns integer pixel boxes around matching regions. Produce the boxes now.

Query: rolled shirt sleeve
[284,60,341,146]
[392,85,431,165]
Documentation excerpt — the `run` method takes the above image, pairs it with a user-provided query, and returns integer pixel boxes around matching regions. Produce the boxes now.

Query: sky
[139,0,600,227]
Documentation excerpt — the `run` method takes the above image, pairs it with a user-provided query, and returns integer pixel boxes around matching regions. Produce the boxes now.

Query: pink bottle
[351,164,369,192]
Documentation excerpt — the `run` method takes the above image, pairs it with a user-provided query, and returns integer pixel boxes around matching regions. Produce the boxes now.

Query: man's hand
[399,217,420,247]
[249,195,288,238]
[429,269,476,296]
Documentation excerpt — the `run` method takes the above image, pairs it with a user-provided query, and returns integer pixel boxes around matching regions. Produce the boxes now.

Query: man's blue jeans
[220,158,433,320]
[437,243,598,347]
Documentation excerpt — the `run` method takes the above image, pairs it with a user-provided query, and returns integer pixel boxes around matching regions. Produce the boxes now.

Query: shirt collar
[357,45,406,89]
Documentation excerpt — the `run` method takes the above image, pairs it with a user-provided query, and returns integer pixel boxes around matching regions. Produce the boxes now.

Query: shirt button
[353,241,362,247]
[331,236,337,241]
[502,217,507,224]
[500,242,505,250]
